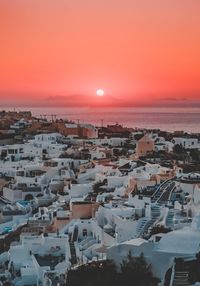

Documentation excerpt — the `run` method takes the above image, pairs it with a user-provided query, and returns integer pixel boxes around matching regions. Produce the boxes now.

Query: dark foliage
[66,253,159,286]
[120,252,159,286]
[66,260,117,286]
[151,225,172,235]
[173,144,186,154]
[190,149,200,162]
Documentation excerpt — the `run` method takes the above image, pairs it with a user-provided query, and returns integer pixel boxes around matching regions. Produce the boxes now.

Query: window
[83,229,87,236]
[155,236,161,242]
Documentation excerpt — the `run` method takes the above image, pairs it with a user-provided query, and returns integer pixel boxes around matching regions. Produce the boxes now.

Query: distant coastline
[1,106,200,133]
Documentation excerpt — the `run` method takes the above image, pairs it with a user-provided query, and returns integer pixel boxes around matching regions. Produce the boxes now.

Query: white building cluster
[0,128,200,286]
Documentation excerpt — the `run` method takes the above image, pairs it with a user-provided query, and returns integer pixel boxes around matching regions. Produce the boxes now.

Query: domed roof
[156,228,200,255]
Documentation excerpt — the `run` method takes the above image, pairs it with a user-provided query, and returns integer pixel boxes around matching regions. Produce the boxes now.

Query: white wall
[107,176,125,188]
[194,185,200,205]
[173,138,199,149]
[3,187,22,202]
[68,183,93,199]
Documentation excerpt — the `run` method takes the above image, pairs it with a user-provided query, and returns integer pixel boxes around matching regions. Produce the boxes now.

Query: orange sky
[0,0,200,107]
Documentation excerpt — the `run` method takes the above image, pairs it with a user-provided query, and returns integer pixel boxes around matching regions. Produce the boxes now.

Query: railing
[155,207,168,227]
[169,265,175,286]
[151,177,176,202]
[136,218,151,238]
[151,179,170,200]
[169,184,176,202]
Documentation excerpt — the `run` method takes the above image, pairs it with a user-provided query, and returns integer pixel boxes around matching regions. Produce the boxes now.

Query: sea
[4,107,200,134]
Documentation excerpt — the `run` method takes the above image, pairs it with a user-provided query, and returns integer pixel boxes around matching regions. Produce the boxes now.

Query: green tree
[120,251,159,286]
[66,260,117,286]
[190,149,200,162]
[173,144,185,154]
[66,255,159,286]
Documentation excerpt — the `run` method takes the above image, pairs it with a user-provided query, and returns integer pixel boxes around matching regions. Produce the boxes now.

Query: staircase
[151,204,161,220]
[69,241,77,265]
[135,205,161,238]
[69,225,79,266]
[151,180,170,203]
[158,182,176,205]
[172,270,189,286]
[166,209,174,229]
[79,236,93,248]
[151,180,176,205]
[135,218,150,237]
[82,238,96,250]
[72,225,78,242]
[142,204,161,236]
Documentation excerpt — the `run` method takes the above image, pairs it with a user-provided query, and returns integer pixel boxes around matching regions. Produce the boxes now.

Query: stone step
[172,270,190,286]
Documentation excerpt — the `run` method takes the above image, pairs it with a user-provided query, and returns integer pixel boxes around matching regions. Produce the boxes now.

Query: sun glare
[96,89,105,96]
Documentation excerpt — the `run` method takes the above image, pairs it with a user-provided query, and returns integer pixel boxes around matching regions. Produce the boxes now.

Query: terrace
[35,253,65,270]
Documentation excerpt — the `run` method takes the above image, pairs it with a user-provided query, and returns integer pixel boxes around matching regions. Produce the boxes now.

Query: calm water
[5,107,200,133]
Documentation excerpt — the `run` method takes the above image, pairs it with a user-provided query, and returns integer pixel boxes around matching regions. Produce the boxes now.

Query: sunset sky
[0,0,200,107]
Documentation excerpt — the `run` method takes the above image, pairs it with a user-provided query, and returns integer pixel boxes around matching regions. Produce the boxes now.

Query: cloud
[163,97,188,101]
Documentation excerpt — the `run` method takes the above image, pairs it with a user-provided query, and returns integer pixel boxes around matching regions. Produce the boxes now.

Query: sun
[96,89,105,97]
